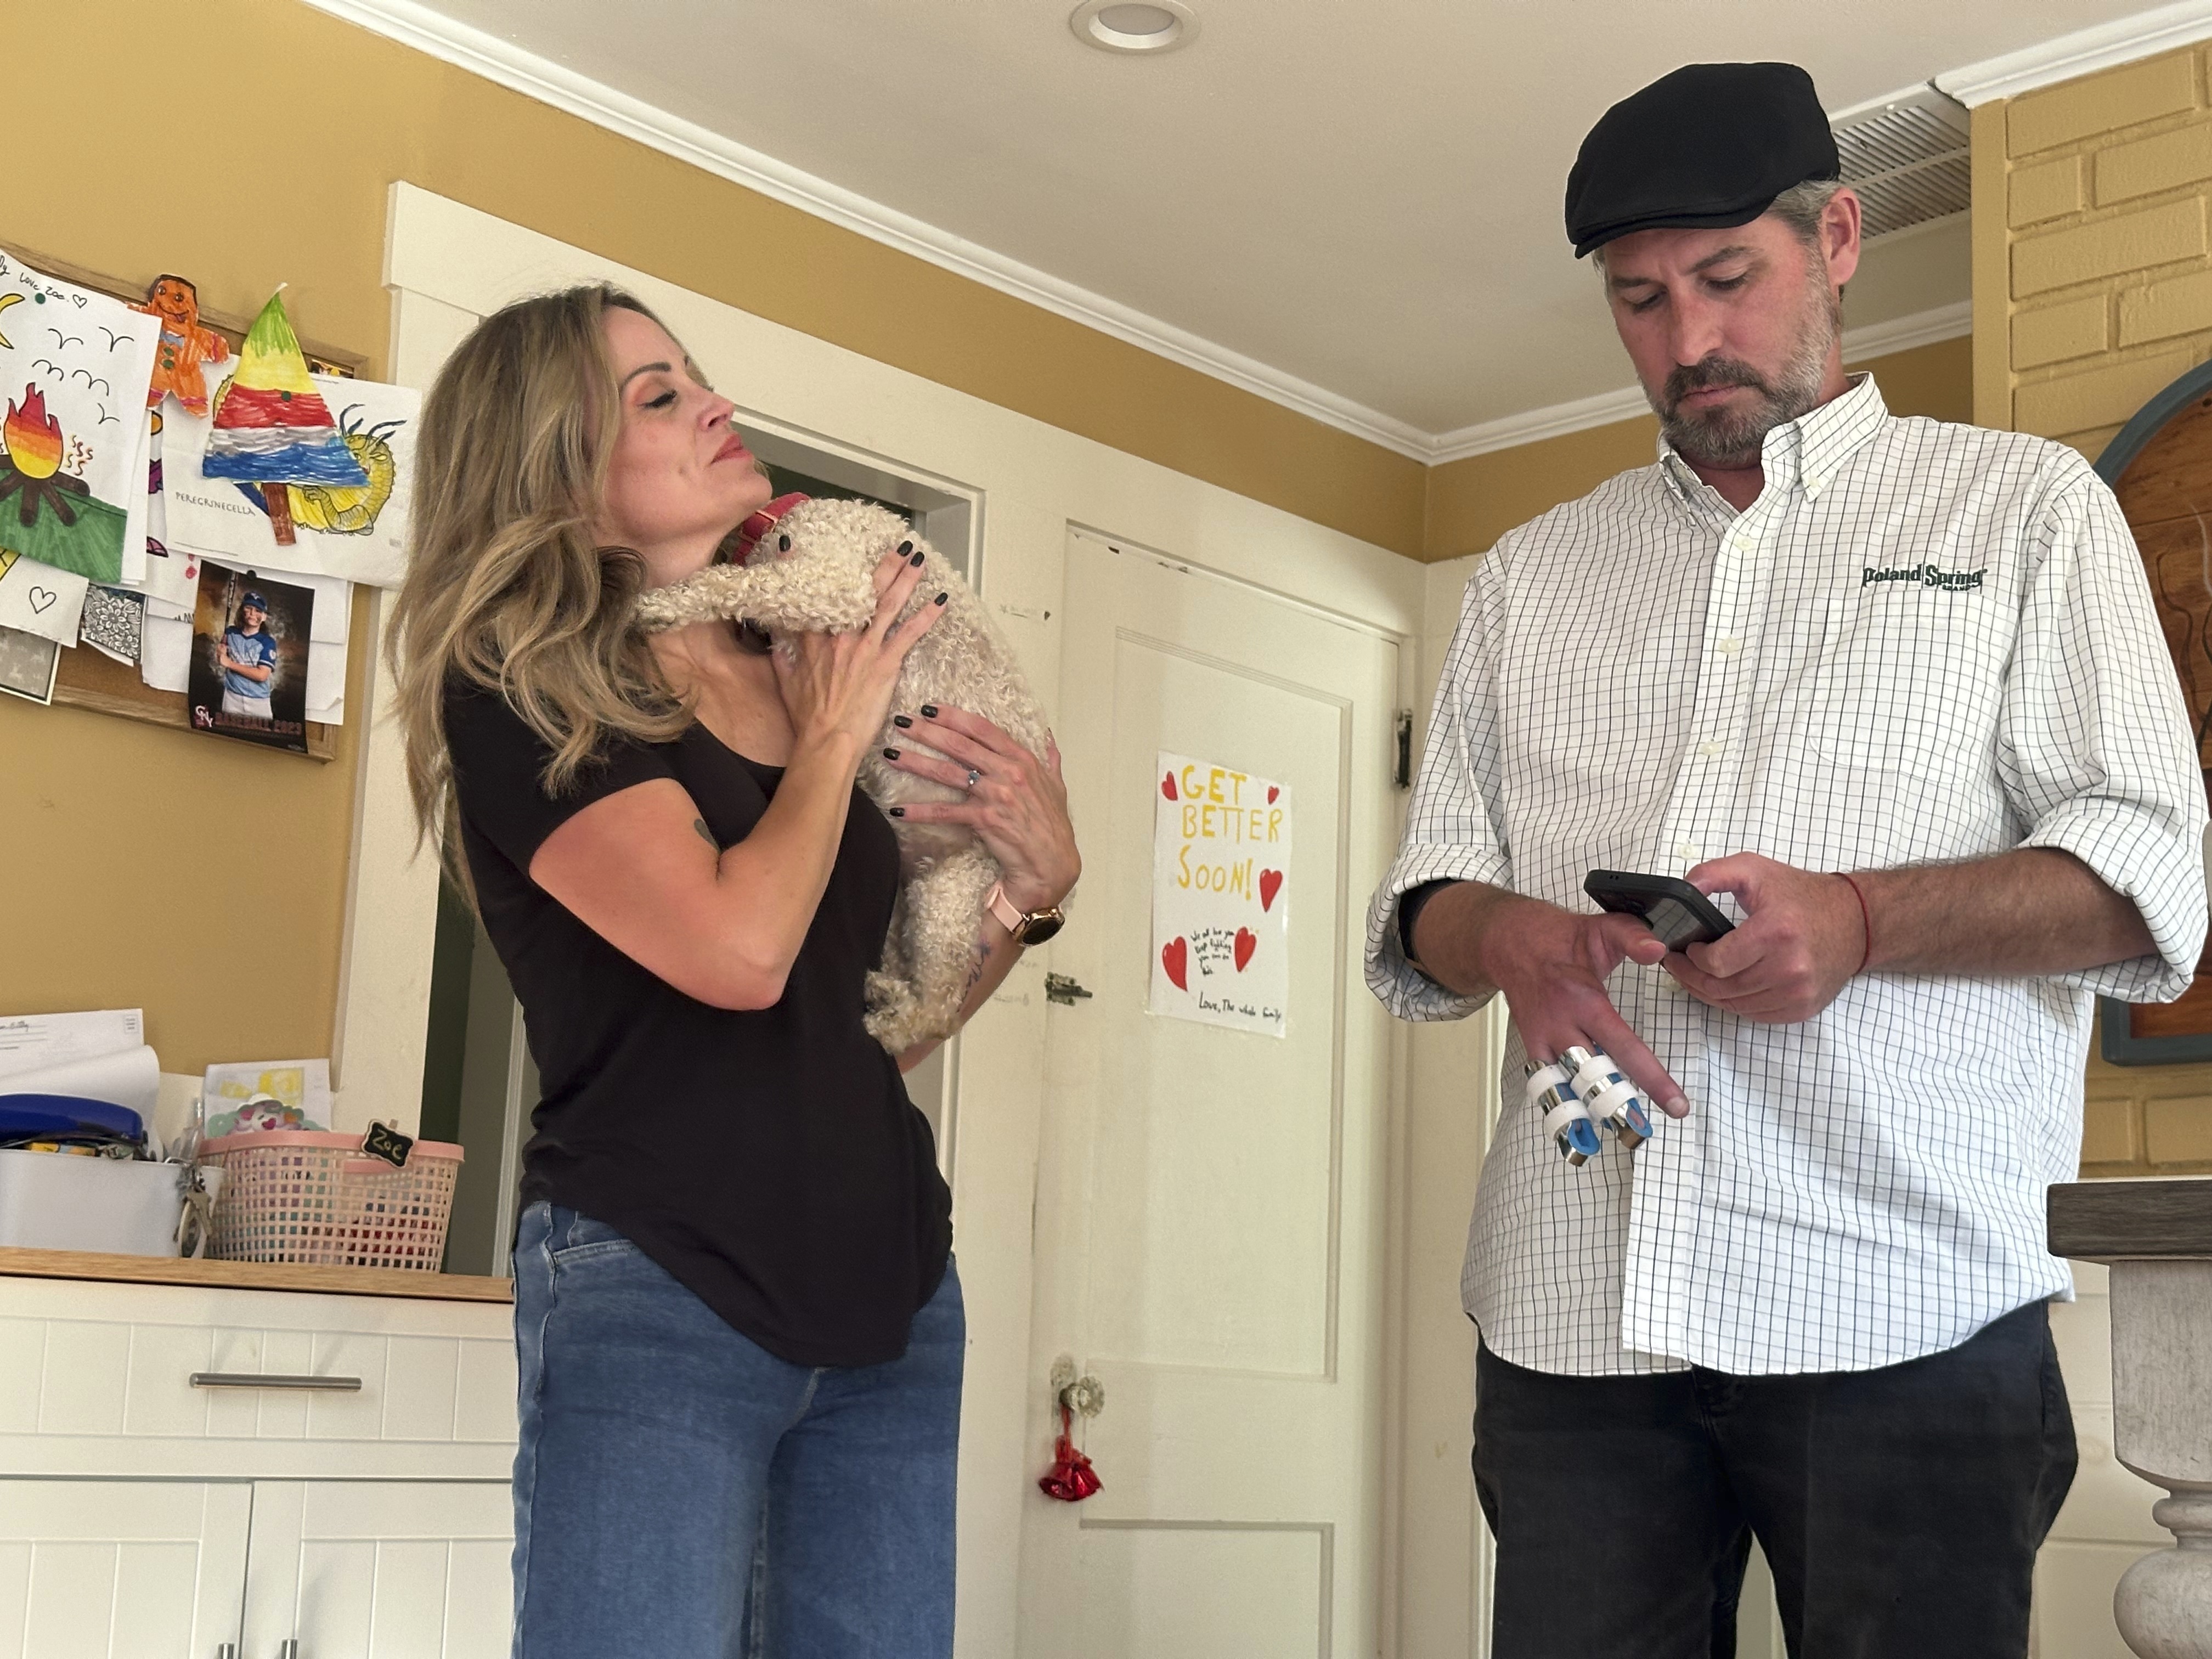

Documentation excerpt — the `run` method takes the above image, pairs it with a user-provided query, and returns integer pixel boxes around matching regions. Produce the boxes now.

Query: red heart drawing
[1161,936,1189,991]
[1267,785,1279,804]
[1234,928,1257,971]
[1259,869,1283,912]
[1161,771,1178,802]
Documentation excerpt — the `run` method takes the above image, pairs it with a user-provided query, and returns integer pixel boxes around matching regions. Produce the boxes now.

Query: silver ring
[964,767,981,791]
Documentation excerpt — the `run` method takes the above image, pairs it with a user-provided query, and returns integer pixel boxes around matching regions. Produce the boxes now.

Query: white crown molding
[1936,0,2212,106]
[1427,386,1654,464]
[1426,301,1974,464]
[301,0,1993,471]
[294,0,1440,461]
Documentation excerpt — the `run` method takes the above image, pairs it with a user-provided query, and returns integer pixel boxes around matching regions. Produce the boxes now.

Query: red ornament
[1039,1403,1102,1503]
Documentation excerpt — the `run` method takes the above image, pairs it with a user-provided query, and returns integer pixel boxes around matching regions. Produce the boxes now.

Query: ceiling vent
[1830,84,1971,241]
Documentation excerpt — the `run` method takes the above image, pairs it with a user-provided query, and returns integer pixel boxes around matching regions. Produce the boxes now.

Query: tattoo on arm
[964,933,992,995]
[693,819,718,850]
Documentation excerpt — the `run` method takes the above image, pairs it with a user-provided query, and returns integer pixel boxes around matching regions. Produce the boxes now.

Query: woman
[388,285,1080,1656]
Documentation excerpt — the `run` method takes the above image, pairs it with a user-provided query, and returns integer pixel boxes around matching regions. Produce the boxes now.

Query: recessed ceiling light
[1070,0,1198,54]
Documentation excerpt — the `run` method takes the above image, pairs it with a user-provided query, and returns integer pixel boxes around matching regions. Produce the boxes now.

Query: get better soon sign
[1148,751,1291,1038]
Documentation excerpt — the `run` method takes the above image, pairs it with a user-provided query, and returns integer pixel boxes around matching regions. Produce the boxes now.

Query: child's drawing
[200,289,364,547]
[291,403,405,534]
[130,275,229,416]
[0,252,159,584]
[0,543,91,648]
[166,359,417,588]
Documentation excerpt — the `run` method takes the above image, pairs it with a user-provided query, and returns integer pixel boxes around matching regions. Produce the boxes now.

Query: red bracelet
[1837,872,1874,975]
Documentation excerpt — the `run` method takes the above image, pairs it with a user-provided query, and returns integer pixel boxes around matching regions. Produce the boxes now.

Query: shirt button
[1717,636,1742,656]
[1675,842,1700,861]
[1698,740,1724,758]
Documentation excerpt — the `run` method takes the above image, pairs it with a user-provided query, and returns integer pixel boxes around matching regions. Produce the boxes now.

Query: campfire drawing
[0,386,91,529]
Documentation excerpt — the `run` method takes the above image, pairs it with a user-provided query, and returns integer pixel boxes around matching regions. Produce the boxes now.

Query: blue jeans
[510,1202,963,1658]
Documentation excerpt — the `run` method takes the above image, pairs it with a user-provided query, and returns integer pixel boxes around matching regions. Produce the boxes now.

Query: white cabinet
[0,1478,511,1659]
[0,1273,518,1658]
[244,1481,512,1658]
[0,1479,249,1658]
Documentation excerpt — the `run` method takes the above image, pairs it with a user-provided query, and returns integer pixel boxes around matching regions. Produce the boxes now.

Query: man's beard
[1653,280,1840,470]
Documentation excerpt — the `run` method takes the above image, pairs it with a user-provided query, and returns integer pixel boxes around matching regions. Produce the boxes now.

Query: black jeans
[1472,1300,2077,1659]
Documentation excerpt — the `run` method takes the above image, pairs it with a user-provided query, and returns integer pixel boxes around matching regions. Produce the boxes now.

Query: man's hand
[1668,853,1864,1022]
[1413,884,1690,1117]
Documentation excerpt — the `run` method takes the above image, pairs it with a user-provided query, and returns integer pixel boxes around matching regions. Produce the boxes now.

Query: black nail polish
[777,533,791,552]
[883,747,900,760]
[909,550,926,567]
[934,591,949,605]
[898,540,915,556]
[893,714,913,729]
[888,806,905,818]
[921,704,938,718]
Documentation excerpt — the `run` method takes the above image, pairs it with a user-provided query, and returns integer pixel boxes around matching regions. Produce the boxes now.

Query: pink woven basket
[202,1130,464,1271]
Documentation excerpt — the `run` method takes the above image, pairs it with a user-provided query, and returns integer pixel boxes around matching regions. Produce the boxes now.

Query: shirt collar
[1655,372,1890,515]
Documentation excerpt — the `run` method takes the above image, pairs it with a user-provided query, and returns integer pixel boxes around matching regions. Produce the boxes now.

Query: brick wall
[1985,44,2212,1175]
[2083,1037,2212,1173]
[1997,46,2212,456]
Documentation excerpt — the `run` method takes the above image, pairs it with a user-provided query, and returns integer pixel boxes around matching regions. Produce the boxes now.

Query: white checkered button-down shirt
[1368,375,2208,1378]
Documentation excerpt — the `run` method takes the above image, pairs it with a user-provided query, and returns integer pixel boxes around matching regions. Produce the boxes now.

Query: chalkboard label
[361,1121,415,1169]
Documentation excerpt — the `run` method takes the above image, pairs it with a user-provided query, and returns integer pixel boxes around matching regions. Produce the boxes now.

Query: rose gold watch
[986,882,1066,946]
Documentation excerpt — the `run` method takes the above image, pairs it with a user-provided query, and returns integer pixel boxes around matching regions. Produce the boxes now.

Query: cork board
[3,243,365,761]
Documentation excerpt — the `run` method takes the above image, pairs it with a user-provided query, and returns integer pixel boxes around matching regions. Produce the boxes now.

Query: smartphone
[1583,869,1735,950]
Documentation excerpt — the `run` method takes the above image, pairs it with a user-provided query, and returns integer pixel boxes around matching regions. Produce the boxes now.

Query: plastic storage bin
[202,1130,463,1271]
[0,1150,184,1256]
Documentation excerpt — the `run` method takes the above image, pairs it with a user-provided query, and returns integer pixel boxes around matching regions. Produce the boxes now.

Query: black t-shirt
[443,685,952,1367]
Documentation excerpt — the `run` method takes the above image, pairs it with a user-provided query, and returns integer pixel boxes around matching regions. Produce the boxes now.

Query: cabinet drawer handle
[189,1372,363,1392]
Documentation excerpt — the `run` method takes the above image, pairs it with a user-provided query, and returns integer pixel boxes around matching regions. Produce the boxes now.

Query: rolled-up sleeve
[2001,458,2209,1002]
[1364,557,1516,1022]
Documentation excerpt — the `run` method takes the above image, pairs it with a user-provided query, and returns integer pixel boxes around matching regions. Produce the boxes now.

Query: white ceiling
[340,0,2198,451]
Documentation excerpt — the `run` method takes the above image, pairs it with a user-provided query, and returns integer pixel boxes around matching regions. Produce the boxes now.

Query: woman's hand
[884,706,1081,911]
[771,546,943,760]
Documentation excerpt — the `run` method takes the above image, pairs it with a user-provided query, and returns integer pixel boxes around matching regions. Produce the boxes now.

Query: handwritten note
[1148,750,1291,1037]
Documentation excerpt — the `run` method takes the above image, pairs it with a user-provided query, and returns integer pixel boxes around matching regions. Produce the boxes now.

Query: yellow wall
[1420,334,1974,562]
[1975,42,2212,1176]
[5,0,1424,1076]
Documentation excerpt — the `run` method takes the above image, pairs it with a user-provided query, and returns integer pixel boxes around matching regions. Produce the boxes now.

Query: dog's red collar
[736,493,811,560]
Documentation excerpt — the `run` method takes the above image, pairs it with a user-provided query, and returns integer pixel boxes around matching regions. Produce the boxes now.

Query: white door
[1019,528,1402,1658]
[242,1480,512,1658]
[0,1479,249,1657]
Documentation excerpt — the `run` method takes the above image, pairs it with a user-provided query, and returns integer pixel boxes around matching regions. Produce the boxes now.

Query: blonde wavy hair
[387,284,693,861]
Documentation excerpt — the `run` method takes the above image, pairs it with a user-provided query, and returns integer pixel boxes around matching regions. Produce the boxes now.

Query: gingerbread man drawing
[132,274,230,415]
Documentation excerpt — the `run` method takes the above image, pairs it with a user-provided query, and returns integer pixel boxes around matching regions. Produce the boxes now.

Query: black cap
[1565,63,1839,258]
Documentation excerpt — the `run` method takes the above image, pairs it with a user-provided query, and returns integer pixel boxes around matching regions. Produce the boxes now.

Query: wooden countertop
[0,1247,513,1302]
[2049,1176,2212,1261]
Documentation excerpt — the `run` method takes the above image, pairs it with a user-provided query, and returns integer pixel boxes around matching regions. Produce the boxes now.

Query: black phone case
[1583,870,1735,950]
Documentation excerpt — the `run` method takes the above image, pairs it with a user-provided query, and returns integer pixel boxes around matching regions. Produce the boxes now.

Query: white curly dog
[635,495,1052,1054]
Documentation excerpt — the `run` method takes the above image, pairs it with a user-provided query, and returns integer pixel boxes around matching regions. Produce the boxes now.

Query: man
[218,590,278,720]
[1366,62,2207,1658]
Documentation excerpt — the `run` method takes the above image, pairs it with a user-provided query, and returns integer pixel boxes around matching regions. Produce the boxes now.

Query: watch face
[1018,910,1065,946]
